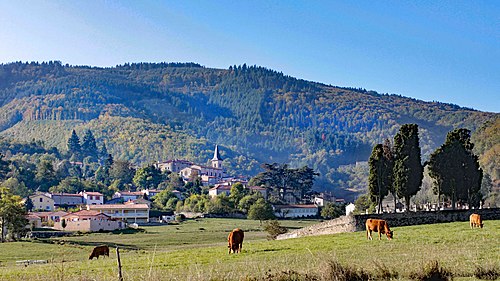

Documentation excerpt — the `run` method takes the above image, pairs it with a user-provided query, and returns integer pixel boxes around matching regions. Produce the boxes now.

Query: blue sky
[0,1,498,112]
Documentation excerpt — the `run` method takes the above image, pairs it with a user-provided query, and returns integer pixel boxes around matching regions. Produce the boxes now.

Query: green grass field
[0,218,498,281]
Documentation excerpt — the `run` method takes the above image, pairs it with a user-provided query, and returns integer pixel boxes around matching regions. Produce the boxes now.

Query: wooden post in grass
[116,247,123,281]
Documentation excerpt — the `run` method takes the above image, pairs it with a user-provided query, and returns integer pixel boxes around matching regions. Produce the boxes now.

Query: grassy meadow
[0,218,498,281]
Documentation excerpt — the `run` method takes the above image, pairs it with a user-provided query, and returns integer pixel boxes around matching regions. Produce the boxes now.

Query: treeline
[364,124,495,212]
[0,62,496,198]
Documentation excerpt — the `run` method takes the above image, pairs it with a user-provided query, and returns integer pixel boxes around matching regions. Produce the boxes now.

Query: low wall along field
[277,208,500,239]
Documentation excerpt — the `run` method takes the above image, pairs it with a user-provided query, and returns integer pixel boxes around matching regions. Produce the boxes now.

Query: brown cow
[227,228,244,254]
[470,213,483,229]
[366,219,393,240]
[89,245,110,260]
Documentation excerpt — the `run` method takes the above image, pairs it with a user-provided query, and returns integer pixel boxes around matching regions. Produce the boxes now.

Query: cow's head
[386,230,393,240]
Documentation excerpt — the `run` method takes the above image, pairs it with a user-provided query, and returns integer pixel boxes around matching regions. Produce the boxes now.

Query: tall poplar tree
[393,124,423,211]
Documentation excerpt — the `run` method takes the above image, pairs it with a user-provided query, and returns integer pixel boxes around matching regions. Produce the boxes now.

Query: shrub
[175,214,186,222]
[410,260,452,281]
[474,265,500,280]
[320,260,370,281]
[263,220,288,240]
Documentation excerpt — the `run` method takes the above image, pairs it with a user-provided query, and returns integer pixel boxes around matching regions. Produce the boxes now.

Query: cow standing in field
[227,228,244,254]
[470,213,483,229]
[366,219,393,240]
[89,245,110,260]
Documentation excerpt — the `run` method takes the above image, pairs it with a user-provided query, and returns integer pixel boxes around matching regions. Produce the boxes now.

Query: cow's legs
[367,229,372,240]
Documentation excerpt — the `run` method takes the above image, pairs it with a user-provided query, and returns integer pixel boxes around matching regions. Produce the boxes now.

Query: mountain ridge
[0,61,496,199]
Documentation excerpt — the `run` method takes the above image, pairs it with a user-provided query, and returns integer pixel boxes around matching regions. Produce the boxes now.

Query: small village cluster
[24,146,344,233]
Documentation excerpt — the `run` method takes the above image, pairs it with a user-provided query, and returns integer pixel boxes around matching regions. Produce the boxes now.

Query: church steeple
[211,145,223,169]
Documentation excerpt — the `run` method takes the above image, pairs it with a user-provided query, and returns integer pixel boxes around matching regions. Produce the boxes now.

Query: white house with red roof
[54,210,125,232]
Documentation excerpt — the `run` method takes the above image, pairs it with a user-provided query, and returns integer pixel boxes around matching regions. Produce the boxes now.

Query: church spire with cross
[211,144,223,169]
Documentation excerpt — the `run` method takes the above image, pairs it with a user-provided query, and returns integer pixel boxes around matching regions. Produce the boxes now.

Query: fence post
[116,247,123,281]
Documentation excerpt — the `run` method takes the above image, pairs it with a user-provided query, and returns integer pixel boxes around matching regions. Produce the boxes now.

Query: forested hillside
[0,61,496,198]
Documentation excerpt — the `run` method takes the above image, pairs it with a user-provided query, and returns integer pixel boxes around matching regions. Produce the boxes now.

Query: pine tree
[393,124,423,211]
[81,129,98,160]
[67,130,81,158]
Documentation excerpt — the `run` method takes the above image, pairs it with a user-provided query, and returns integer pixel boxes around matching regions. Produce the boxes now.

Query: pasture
[0,218,498,280]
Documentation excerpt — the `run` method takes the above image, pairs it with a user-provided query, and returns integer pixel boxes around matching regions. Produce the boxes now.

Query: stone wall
[276,215,356,240]
[276,208,500,240]
[353,208,500,231]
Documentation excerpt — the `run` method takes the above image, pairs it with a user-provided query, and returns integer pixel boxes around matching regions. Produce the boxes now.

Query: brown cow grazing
[470,213,483,229]
[227,228,244,254]
[366,219,393,240]
[89,245,110,260]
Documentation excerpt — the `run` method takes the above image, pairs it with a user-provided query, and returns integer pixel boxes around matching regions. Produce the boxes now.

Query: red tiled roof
[274,204,318,208]
[248,186,266,190]
[210,185,232,191]
[63,210,110,218]
[50,193,82,197]
[83,191,103,196]
[119,191,143,196]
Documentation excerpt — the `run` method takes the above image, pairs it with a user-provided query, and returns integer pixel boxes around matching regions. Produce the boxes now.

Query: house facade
[208,184,232,198]
[48,193,84,209]
[87,203,150,223]
[155,159,194,173]
[80,191,104,205]
[247,186,268,199]
[273,204,319,218]
[30,194,55,211]
[112,191,143,202]
[54,210,125,232]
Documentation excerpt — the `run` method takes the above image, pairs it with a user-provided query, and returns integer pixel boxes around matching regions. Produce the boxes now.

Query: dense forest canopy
[0,61,497,200]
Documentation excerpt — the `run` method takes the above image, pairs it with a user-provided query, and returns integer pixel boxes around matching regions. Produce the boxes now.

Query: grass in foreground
[0,219,498,280]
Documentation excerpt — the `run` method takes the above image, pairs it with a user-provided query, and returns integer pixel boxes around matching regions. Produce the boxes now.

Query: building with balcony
[87,203,150,223]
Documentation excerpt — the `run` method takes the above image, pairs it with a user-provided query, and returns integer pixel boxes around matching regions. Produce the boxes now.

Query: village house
[48,193,84,209]
[26,213,42,229]
[80,191,104,205]
[156,145,227,186]
[246,186,268,199]
[87,203,150,223]
[273,204,319,218]
[30,211,69,225]
[112,191,144,202]
[141,189,161,198]
[345,203,356,216]
[155,159,194,173]
[312,192,336,207]
[54,210,125,232]
[208,184,232,198]
[29,193,55,211]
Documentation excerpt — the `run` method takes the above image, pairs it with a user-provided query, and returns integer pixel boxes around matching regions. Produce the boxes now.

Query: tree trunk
[405,196,411,212]
[393,193,397,213]
[0,218,4,243]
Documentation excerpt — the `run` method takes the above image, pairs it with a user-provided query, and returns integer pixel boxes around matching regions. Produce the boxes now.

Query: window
[96,196,100,200]
[40,198,43,202]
